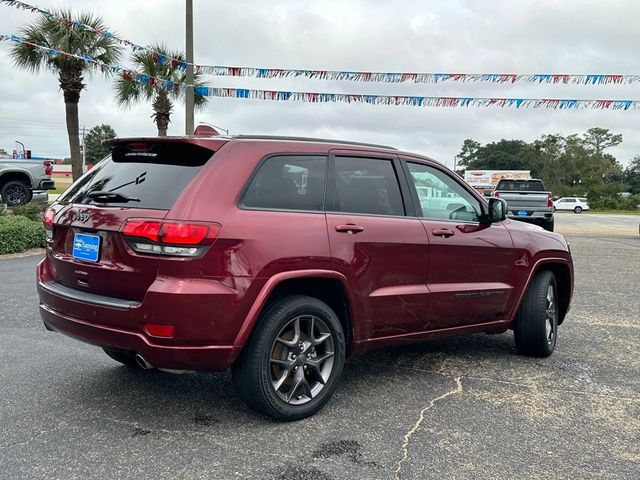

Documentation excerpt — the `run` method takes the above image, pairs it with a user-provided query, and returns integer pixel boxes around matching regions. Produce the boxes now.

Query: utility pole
[81,126,87,172]
[185,0,195,135]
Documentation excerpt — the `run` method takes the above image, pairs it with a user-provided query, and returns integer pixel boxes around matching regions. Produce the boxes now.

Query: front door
[325,152,430,339]
[403,160,516,329]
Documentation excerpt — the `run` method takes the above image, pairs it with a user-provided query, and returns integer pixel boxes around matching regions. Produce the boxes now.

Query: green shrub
[0,216,46,255]
[10,203,47,221]
[588,193,640,210]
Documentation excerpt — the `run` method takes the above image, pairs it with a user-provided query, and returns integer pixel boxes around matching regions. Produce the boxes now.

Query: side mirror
[488,197,507,223]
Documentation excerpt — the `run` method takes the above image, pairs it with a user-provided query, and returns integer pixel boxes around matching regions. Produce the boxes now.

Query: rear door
[48,141,214,301]
[325,151,429,339]
[403,159,516,328]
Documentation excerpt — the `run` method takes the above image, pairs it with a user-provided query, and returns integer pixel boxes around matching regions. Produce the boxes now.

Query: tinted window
[58,143,213,210]
[330,156,405,216]
[495,179,545,191]
[407,162,481,222]
[242,155,327,211]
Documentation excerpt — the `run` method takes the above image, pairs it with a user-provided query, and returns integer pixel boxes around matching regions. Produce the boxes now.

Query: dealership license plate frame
[72,232,101,263]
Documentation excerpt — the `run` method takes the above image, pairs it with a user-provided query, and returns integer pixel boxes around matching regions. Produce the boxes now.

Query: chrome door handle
[432,228,455,238]
[335,224,364,234]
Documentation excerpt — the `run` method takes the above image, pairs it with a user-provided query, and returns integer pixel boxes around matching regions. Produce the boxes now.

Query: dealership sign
[464,170,531,188]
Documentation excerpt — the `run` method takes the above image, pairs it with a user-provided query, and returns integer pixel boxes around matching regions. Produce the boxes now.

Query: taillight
[122,220,161,242]
[121,219,219,257]
[547,193,554,208]
[161,223,210,245]
[493,192,500,198]
[43,208,54,240]
[44,161,52,176]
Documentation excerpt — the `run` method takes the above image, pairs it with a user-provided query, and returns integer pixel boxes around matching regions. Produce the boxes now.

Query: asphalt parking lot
[1,214,638,479]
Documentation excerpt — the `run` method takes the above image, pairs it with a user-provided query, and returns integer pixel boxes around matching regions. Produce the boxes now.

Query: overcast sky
[1,0,640,168]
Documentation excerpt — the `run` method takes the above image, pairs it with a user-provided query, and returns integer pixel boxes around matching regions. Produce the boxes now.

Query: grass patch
[588,210,640,215]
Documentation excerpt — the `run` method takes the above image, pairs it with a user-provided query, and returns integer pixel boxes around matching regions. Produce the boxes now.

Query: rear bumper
[507,210,553,223]
[39,303,238,371]
[30,190,49,204]
[40,303,239,372]
[36,257,248,372]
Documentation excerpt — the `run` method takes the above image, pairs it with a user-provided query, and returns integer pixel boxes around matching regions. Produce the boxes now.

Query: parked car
[554,197,590,214]
[0,158,55,206]
[37,135,574,420]
[492,178,555,231]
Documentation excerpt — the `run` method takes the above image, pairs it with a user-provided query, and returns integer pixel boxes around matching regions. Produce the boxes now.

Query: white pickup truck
[0,158,56,206]
[492,178,555,231]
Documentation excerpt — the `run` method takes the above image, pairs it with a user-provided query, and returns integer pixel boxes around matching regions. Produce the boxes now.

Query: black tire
[574,206,582,214]
[514,270,558,357]
[232,295,346,421]
[542,218,554,232]
[103,348,140,368]
[1,180,32,206]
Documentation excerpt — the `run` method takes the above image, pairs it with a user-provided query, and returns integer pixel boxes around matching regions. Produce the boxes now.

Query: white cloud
[1,0,639,166]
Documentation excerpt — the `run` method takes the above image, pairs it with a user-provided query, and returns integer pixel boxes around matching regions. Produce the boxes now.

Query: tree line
[457,127,640,210]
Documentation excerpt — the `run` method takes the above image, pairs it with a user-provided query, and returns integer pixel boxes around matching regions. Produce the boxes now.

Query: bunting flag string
[194,68,640,86]
[203,87,639,110]
[1,34,638,111]
[0,33,187,93]
[3,0,640,86]
[1,0,187,67]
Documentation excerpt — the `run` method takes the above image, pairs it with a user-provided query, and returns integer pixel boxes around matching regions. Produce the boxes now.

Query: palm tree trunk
[65,100,83,180]
[59,69,84,181]
[152,90,172,137]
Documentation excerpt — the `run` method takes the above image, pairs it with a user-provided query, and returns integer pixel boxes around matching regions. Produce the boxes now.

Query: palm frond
[11,9,123,79]
[115,43,208,110]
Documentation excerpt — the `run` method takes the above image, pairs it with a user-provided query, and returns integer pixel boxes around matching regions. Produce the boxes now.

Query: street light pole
[15,140,26,158]
[185,0,195,135]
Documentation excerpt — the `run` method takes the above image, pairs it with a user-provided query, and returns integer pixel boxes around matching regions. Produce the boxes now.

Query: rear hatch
[47,141,216,302]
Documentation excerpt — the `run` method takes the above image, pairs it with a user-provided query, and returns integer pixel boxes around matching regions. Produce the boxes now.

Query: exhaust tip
[134,353,152,370]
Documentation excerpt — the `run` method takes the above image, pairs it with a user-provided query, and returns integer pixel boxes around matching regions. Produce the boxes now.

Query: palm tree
[114,44,207,136]
[11,11,122,181]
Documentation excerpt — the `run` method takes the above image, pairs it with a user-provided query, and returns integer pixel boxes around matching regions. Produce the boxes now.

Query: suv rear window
[58,142,213,210]
[495,179,545,191]
[241,155,327,211]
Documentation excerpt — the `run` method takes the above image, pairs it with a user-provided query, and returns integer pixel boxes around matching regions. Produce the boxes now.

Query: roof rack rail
[232,135,397,150]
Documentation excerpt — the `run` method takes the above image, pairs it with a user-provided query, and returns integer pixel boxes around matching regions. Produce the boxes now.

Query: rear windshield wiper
[87,191,140,203]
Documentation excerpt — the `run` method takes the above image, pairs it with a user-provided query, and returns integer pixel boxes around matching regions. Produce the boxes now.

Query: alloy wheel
[6,184,27,205]
[269,314,335,405]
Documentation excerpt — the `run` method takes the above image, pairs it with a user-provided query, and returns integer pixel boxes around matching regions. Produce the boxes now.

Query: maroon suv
[37,135,573,420]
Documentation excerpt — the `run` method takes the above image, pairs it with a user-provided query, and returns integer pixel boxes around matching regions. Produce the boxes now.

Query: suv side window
[330,156,405,216]
[406,162,482,222]
[241,155,327,211]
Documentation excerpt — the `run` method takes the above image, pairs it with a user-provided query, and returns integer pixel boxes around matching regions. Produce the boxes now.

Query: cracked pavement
[0,215,639,479]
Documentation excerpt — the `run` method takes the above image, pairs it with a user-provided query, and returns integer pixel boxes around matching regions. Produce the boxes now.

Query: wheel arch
[513,259,573,325]
[0,171,32,190]
[232,270,356,356]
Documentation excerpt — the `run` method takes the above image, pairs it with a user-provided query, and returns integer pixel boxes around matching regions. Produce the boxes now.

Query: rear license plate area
[72,232,101,262]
